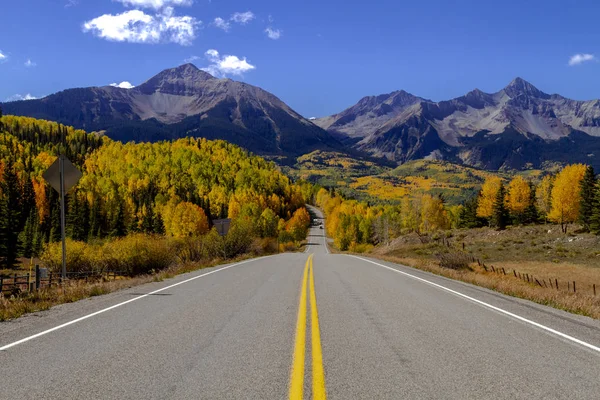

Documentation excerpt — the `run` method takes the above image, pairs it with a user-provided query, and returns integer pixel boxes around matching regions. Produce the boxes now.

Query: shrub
[41,239,104,274]
[223,218,254,258]
[103,234,176,276]
[175,237,206,263]
[203,228,225,259]
[438,251,472,270]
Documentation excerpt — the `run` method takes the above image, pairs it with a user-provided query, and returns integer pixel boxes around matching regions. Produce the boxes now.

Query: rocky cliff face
[314,78,600,169]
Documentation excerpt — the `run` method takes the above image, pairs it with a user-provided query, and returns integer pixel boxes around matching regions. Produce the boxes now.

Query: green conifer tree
[491,183,509,231]
[0,160,23,268]
[578,165,596,232]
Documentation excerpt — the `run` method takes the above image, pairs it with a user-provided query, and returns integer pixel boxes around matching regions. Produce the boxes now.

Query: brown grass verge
[369,254,600,319]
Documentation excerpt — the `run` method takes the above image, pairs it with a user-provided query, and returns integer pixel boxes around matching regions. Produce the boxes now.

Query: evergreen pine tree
[458,195,485,228]
[153,212,165,235]
[141,203,155,233]
[80,197,90,241]
[67,192,82,240]
[524,182,539,225]
[20,177,36,228]
[19,211,36,258]
[491,183,509,231]
[578,165,596,232]
[110,202,127,238]
[89,198,103,239]
[590,186,600,235]
[0,160,23,268]
[49,194,62,243]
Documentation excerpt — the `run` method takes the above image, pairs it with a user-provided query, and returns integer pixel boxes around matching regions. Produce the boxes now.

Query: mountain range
[3,66,600,170]
[315,78,600,170]
[1,64,340,160]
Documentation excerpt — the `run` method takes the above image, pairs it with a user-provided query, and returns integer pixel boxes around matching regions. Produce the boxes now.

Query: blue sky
[1,0,599,118]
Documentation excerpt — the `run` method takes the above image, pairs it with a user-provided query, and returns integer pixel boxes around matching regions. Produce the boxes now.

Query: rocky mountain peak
[136,64,216,95]
[503,77,549,99]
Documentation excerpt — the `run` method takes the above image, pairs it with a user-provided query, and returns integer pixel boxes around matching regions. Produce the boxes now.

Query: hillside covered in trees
[0,114,311,270]
[315,162,600,251]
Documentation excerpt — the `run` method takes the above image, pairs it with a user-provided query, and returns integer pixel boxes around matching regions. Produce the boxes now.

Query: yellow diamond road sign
[43,157,82,193]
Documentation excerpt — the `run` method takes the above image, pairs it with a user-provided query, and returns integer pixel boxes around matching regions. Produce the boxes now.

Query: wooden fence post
[555,279,558,290]
[573,281,576,293]
[513,270,517,278]
[594,284,597,296]
[35,265,41,290]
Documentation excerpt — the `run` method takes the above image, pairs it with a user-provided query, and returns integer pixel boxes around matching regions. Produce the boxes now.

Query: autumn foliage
[0,115,310,270]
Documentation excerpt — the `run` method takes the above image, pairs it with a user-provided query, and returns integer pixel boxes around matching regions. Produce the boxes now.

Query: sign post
[212,218,231,236]
[43,156,82,282]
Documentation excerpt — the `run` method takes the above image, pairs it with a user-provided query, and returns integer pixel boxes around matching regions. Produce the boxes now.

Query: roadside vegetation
[0,115,311,320]
[313,162,600,318]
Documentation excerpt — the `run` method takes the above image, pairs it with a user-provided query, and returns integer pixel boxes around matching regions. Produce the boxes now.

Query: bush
[203,228,225,259]
[42,235,177,276]
[223,219,254,258]
[42,239,104,274]
[103,234,176,276]
[437,251,472,270]
[250,238,278,255]
[175,237,206,263]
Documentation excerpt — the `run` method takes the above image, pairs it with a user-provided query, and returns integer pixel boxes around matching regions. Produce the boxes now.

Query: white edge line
[0,256,272,351]
[350,255,600,354]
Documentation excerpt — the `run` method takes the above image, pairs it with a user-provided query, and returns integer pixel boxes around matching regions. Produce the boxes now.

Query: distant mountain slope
[315,78,600,170]
[2,64,341,158]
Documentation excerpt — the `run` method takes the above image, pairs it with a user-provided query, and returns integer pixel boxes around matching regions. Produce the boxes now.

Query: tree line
[0,114,311,270]
[313,163,599,251]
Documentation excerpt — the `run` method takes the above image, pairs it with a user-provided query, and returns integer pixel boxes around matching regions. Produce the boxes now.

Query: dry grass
[367,224,600,319]
[373,255,600,319]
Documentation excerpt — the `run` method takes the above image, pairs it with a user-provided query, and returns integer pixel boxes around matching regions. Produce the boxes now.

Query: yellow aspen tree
[163,201,209,237]
[477,176,502,219]
[536,175,553,222]
[506,176,531,219]
[420,194,450,233]
[227,199,241,219]
[548,164,587,233]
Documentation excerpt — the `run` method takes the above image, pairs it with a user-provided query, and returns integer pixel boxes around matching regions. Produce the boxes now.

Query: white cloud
[83,7,199,45]
[24,59,37,68]
[265,27,281,40]
[201,49,255,77]
[568,53,596,66]
[0,51,7,62]
[6,94,37,102]
[212,17,231,32]
[65,0,79,8]
[114,0,193,10]
[184,55,201,63]
[231,11,255,24]
[110,81,135,89]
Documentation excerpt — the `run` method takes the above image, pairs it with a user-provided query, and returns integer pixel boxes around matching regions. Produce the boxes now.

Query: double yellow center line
[289,254,327,400]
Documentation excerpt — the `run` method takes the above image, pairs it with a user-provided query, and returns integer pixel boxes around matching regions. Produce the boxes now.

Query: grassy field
[368,224,600,318]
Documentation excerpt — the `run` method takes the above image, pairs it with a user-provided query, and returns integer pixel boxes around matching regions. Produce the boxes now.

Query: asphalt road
[1,206,600,399]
